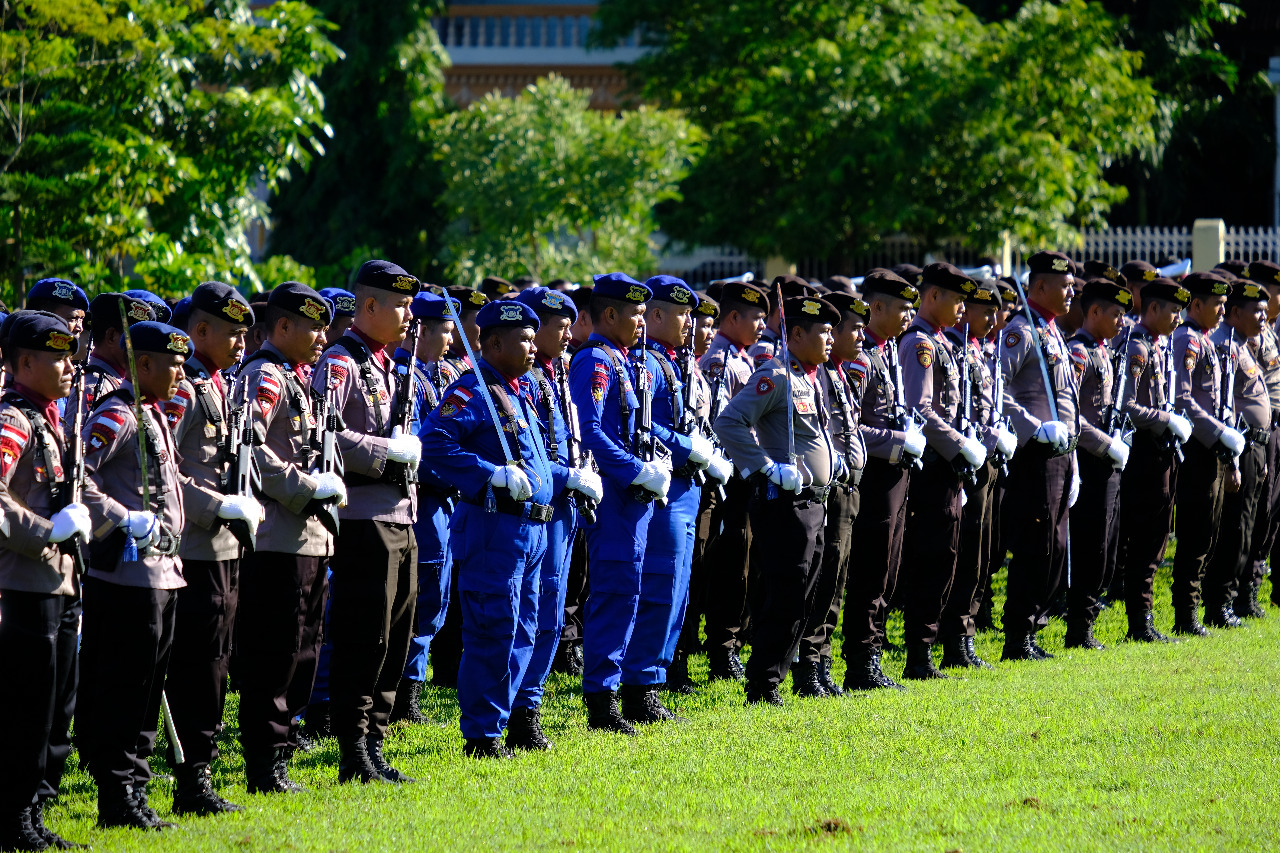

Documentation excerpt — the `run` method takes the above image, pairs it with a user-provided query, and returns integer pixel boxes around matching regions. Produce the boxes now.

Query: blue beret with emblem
[319,287,357,317]
[644,275,700,310]
[477,299,540,332]
[516,286,578,322]
[123,289,173,323]
[410,291,461,320]
[591,272,650,305]
[26,278,89,312]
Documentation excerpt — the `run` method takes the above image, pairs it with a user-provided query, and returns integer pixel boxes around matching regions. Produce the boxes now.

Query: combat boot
[337,736,385,784]
[246,748,294,794]
[463,737,513,759]
[1,807,49,851]
[583,691,637,735]
[505,705,552,751]
[1001,633,1039,661]
[29,801,83,850]
[619,684,663,723]
[1027,632,1054,659]
[366,736,414,783]
[173,764,243,815]
[390,678,426,725]
[843,648,905,691]
[707,647,745,681]
[939,636,974,669]
[1172,606,1211,637]
[963,636,994,668]
[130,786,175,830]
[789,660,830,697]
[744,682,784,706]
[1064,620,1105,650]
[902,642,947,680]
[666,651,695,694]
[302,701,331,741]
[1126,613,1176,643]
[818,656,844,696]
[1203,603,1243,629]
[1235,582,1266,619]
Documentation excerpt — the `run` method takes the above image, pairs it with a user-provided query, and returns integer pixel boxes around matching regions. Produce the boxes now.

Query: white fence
[1075,226,1191,268]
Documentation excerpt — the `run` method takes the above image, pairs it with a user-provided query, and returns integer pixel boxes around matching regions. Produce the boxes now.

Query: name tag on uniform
[205,423,218,439]
[794,395,817,415]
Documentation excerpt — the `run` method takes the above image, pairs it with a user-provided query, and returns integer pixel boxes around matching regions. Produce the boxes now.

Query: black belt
[797,484,832,503]
[417,482,459,501]
[672,460,701,478]
[1245,426,1271,447]
[462,494,553,523]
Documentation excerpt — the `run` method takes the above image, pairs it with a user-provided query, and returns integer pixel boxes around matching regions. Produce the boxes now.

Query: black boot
[464,737,513,759]
[902,642,947,680]
[939,636,974,669]
[1002,633,1039,661]
[789,660,830,697]
[552,640,584,675]
[818,656,843,696]
[843,648,905,691]
[1173,606,1211,637]
[1028,632,1054,659]
[1064,621,1104,650]
[96,785,152,831]
[744,682,784,706]
[366,736,414,783]
[130,786,175,830]
[1204,602,1243,629]
[707,647,745,681]
[337,736,385,784]
[667,651,695,694]
[30,801,84,850]
[505,705,552,751]
[619,684,664,723]
[1126,613,1175,643]
[963,636,994,668]
[1235,583,1266,619]
[390,678,426,725]
[303,701,331,741]
[583,691,637,735]
[246,748,295,795]
[173,764,243,816]
[1,807,49,851]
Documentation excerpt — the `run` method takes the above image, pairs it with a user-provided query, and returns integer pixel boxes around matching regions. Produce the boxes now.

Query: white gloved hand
[763,460,803,493]
[567,467,603,503]
[995,425,1017,459]
[386,428,423,466]
[311,471,348,506]
[631,461,672,499]
[217,494,263,526]
[705,453,733,485]
[687,433,714,467]
[903,427,926,458]
[123,510,159,549]
[959,436,987,468]
[1105,435,1130,470]
[1033,420,1070,452]
[49,503,91,544]
[1068,466,1081,508]
[1167,413,1192,443]
[491,464,534,501]
[1219,426,1246,457]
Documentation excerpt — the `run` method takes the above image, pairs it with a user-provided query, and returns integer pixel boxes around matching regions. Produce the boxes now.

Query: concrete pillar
[763,256,795,282]
[1192,218,1225,272]
[1000,232,1013,278]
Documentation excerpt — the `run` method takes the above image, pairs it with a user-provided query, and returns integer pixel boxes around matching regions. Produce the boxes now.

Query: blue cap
[591,272,650,304]
[516,286,577,322]
[476,299,539,332]
[644,275,699,309]
[126,320,191,356]
[123,289,172,323]
[410,291,461,320]
[27,278,89,312]
[319,287,357,317]
[170,296,193,330]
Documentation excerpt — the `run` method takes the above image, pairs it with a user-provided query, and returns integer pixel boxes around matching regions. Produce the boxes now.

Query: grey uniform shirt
[999,311,1080,446]
[699,333,757,406]
[900,316,965,461]
[746,328,781,371]
[1170,321,1227,448]
[168,354,239,562]
[850,335,912,464]
[820,363,867,472]
[1251,323,1280,421]
[946,329,1003,454]
[1067,331,1116,458]
[715,356,835,488]
[1211,324,1271,431]
[1119,325,1173,435]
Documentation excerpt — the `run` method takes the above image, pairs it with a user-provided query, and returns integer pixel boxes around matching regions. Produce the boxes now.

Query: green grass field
[44,567,1280,852]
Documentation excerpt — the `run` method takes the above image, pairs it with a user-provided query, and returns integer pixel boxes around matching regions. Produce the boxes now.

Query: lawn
[45,567,1280,852]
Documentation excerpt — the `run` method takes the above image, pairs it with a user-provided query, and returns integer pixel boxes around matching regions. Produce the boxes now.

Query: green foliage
[0,0,339,304]
[594,0,1159,260]
[432,74,702,284]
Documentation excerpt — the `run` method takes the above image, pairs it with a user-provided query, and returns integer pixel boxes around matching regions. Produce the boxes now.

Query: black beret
[476,299,539,331]
[860,268,919,303]
[190,281,254,326]
[822,275,857,296]
[705,282,725,303]
[91,292,154,328]
[824,292,869,320]
[355,260,421,295]
[1228,281,1268,303]
[269,281,333,325]
[1215,259,1249,278]
[1119,260,1159,284]
[447,286,490,313]
[1212,268,1238,281]
[783,296,839,326]
[3,311,78,355]
[964,282,1000,305]
[1083,260,1127,288]
[1243,260,1280,287]
[921,262,978,296]
[1142,278,1191,306]
[127,320,191,356]
[568,287,593,313]
[890,264,924,287]
[1026,251,1073,276]
[771,274,817,297]
[591,272,650,304]
[1080,279,1134,310]
[718,281,769,310]
[996,277,1020,304]
[480,276,515,299]
[170,297,193,331]
[694,294,720,320]
[1181,271,1231,297]
[26,278,89,312]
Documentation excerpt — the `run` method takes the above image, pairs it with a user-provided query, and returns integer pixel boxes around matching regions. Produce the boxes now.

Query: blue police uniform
[421,358,569,741]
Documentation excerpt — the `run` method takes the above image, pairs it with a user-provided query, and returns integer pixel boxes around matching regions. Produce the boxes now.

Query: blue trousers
[515,494,578,710]
[451,503,546,740]
[622,477,699,686]
[403,495,453,682]
[581,481,654,694]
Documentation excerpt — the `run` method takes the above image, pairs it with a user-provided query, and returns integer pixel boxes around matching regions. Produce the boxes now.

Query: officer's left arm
[899,332,965,460]
[80,404,135,539]
[1000,324,1039,444]
[418,379,500,499]
[312,350,389,477]
[1170,331,1227,446]
[713,368,780,475]
[645,352,694,466]
[568,352,644,487]
[1068,341,1111,457]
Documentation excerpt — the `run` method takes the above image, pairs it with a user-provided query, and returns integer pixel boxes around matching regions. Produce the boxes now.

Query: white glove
[705,453,733,485]
[386,428,422,466]
[1068,465,1081,508]
[959,436,987,468]
[49,503,91,544]
[217,494,263,526]
[687,433,715,467]
[903,427,926,458]
[1105,435,1130,470]
[123,510,159,549]
[567,467,603,503]
[1220,426,1246,457]
[311,471,348,506]
[763,460,803,493]
[491,464,534,501]
[1033,420,1070,452]
[631,461,671,499]
[960,488,969,508]
[1167,413,1192,443]
[995,426,1017,459]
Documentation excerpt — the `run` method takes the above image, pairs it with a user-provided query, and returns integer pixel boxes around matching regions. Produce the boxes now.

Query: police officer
[747,275,817,368]
[445,286,491,368]
[998,251,1080,661]
[162,282,262,815]
[0,312,94,851]
[1063,278,1133,649]
[1169,271,1242,632]
[123,289,173,324]
[236,282,343,791]
[696,280,768,681]
[81,293,154,412]
[1204,279,1271,623]
[1117,277,1191,641]
[24,278,89,364]
[1240,260,1280,612]
[421,300,598,757]
[841,269,923,690]
[715,296,843,705]
[312,260,421,784]
[79,320,190,830]
[319,287,357,345]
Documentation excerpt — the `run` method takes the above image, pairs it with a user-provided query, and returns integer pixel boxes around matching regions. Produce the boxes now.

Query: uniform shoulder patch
[256,372,283,413]
[1183,351,1197,373]
[1005,331,1021,348]
[87,409,126,450]
[0,419,30,478]
[162,386,193,429]
[916,341,933,368]
[755,376,775,395]
[590,361,611,403]
[439,384,474,418]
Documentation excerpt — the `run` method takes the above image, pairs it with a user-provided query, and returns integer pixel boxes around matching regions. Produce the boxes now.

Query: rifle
[956,325,977,483]
[630,326,671,505]
[310,362,345,536]
[886,339,924,470]
[1103,326,1136,469]
[679,324,727,501]
[387,319,422,497]
[555,353,598,524]
[1219,328,1247,466]
[61,363,88,575]
[1163,335,1186,462]
[222,374,262,551]
[992,333,1010,475]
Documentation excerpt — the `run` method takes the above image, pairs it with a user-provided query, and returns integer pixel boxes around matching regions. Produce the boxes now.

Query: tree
[593,0,1159,261]
[431,74,702,283]
[0,0,340,303]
